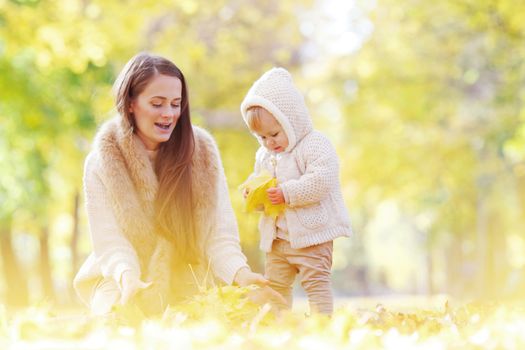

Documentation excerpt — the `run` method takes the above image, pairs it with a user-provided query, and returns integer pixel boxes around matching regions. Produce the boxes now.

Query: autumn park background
[1,0,525,347]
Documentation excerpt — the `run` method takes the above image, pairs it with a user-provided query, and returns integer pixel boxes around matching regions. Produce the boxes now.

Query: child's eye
[261,136,266,140]
[272,132,279,137]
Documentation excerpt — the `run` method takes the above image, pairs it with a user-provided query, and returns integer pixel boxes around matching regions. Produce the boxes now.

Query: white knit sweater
[74,124,248,306]
[241,68,352,252]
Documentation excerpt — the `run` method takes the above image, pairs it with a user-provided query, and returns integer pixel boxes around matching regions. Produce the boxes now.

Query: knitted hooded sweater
[241,68,352,252]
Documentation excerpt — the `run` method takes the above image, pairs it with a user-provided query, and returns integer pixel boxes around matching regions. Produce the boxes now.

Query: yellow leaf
[239,170,285,218]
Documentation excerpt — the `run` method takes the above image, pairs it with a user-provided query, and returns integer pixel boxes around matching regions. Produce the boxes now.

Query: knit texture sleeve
[280,133,340,207]
[205,147,249,285]
[83,153,141,286]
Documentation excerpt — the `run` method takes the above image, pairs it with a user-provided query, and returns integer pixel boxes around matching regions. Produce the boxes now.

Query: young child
[240,67,352,315]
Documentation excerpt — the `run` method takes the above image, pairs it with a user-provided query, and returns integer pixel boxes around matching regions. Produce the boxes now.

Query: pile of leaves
[2,287,525,349]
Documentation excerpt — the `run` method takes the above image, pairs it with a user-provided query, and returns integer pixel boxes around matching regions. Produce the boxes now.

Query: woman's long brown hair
[113,52,199,264]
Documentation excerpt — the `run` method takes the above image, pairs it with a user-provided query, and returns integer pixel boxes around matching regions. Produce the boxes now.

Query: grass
[2,289,525,349]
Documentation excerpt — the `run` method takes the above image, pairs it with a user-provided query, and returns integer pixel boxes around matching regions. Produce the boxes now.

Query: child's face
[252,109,289,153]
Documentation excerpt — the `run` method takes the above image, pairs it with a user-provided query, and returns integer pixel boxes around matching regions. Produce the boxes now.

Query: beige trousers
[265,238,334,315]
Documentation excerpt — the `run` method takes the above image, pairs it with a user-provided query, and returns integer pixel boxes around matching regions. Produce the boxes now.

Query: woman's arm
[84,154,141,290]
[205,159,250,284]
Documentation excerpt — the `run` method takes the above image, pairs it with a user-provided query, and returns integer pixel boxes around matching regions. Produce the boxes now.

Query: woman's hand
[119,270,152,305]
[234,267,268,287]
[234,267,286,306]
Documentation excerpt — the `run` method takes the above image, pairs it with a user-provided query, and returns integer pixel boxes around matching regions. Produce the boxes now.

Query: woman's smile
[154,122,173,132]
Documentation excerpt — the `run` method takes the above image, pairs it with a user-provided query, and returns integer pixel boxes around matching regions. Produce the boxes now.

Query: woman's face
[130,74,182,151]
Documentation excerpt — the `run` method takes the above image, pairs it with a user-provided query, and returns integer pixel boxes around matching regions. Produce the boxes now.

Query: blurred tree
[0,0,107,304]
[314,0,525,297]
[0,0,314,304]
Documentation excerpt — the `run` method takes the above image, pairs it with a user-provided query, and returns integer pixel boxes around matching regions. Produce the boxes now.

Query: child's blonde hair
[245,106,266,132]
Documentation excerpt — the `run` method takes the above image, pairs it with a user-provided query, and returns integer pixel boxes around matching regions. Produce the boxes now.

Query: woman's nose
[161,106,176,118]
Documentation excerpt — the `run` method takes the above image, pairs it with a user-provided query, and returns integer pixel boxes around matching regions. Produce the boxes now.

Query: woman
[74,52,272,315]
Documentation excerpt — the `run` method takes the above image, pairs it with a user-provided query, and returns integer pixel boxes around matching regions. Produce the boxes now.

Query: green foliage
[305,0,525,294]
[0,0,311,300]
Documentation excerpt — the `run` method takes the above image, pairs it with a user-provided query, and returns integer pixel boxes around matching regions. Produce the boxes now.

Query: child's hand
[267,186,285,205]
[242,187,250,199]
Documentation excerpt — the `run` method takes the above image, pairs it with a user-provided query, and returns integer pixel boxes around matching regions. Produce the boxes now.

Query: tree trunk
[476,179,489,298]
[39,226,54,301]
[0,219,29,307]
[426,244,434,295]
[486,211,507,298]
[70,190,80,298]
[446,234,463,297]
[68,190,80,300]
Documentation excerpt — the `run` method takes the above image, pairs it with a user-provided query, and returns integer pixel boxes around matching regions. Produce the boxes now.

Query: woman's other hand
[119,270,152,305]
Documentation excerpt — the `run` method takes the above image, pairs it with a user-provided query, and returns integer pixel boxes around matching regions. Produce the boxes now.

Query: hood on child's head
[240,67,313,152]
